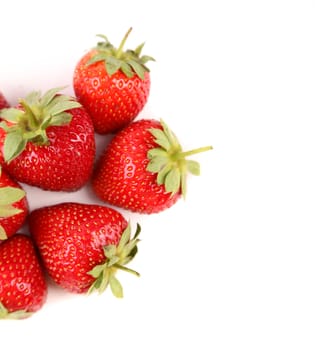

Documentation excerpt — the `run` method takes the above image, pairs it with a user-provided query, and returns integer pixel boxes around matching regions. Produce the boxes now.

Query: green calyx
[147,119,213,198]
[87,27,155,80]
[0,171,26,240]
[0,302,33,320]
[0,86,81,163]
[87,223,141,298]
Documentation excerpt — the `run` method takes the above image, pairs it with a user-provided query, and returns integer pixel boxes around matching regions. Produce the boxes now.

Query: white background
[1,0,320,349]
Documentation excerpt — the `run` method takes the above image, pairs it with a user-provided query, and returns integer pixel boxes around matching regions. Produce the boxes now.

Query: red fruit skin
[0,92,9,111]
[29,202,128,293]
[0,169,28,241]
[0,106,96,191]
[73,50,150,134]
[0,234,47,314]
[92,119,180,214]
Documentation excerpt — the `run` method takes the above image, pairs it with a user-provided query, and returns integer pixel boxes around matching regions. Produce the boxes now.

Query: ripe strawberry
[0,234,47,319]
[0,91,9,110]
[0,87,96,191]
[29,202,140,297]
[73,28,154,134]
[92,119,212,214]
[0,167,28,241]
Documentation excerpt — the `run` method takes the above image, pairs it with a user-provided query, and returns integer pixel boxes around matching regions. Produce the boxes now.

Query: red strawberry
[92,119,212,214]
[0,234,47,319]
[0,91,9,111]
[73,28,154,134]
[0,167,28,241]
[29,202,140,297]
[0,87,96,191]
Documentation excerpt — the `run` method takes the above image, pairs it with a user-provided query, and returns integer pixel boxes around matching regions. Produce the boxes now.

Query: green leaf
[49,100,81,116]
[127,59,146,80]
[187,160,200,176]
[156,163,172,186]
[133,223,141,240]
[98,269,110,293]
[147,148,168,159]
[140,55,155,64]
[0,205,23,218]
[49,112,73,126]
[0,226,7,240]
[160,119,181,151]
[24,90,41,105]
[87,263,105,278]
[40,86,67,107]
[0,187,25,205]
[0,108,24,123]
[87,274,103,294]
[44,94,72,111]
[120,61,135,78]
[106,255,120,267]
[3,131,27,162]
[164,167,181,195]
[109,274,123,298]
[181,171,187,199]
[146,156,168,173]
[117,224,131,251]
[103,245,116,259]
[149,128,171,151]
[86,53,109,66]
[134,42,145,56]
[105,56,122,76]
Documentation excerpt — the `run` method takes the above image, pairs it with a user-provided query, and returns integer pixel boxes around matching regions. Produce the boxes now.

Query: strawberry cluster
[0,29,212,319]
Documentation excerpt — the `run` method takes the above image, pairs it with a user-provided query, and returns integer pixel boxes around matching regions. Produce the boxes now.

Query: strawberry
[0,87,96,191]
[29,202,140,298]
[0,167,28,241]
[0,234,47,319]
[0,91,9,111]
[92,119,212,214]
[73,28,154,134]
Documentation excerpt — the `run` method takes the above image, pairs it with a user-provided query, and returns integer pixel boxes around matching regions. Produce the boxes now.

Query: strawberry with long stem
[92,119,212,214]
[73,28,154,134]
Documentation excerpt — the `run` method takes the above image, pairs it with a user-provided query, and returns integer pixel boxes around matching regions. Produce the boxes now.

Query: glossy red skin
[0,234,47,314]
[0,107,96,191]
[0,92,9,110]
[92,119,180,214]
[0,169,28,241]
[29,202,128,293]
[73,50,150,134]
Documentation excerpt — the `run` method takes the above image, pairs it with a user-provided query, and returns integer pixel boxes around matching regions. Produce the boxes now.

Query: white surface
[1,0,320,349]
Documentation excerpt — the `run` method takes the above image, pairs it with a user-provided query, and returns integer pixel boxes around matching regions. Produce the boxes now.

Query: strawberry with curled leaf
[92,119,212,214]
[29,202,140,298]
[0,167,28,241]
[73,28,154,134]
[0,87,96,191]
[0,234,47,319]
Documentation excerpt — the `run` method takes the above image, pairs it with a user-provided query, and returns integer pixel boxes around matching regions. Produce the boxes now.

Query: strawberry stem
[116,27,133,58]
[177,145,213,159]
[114,263,140,277]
